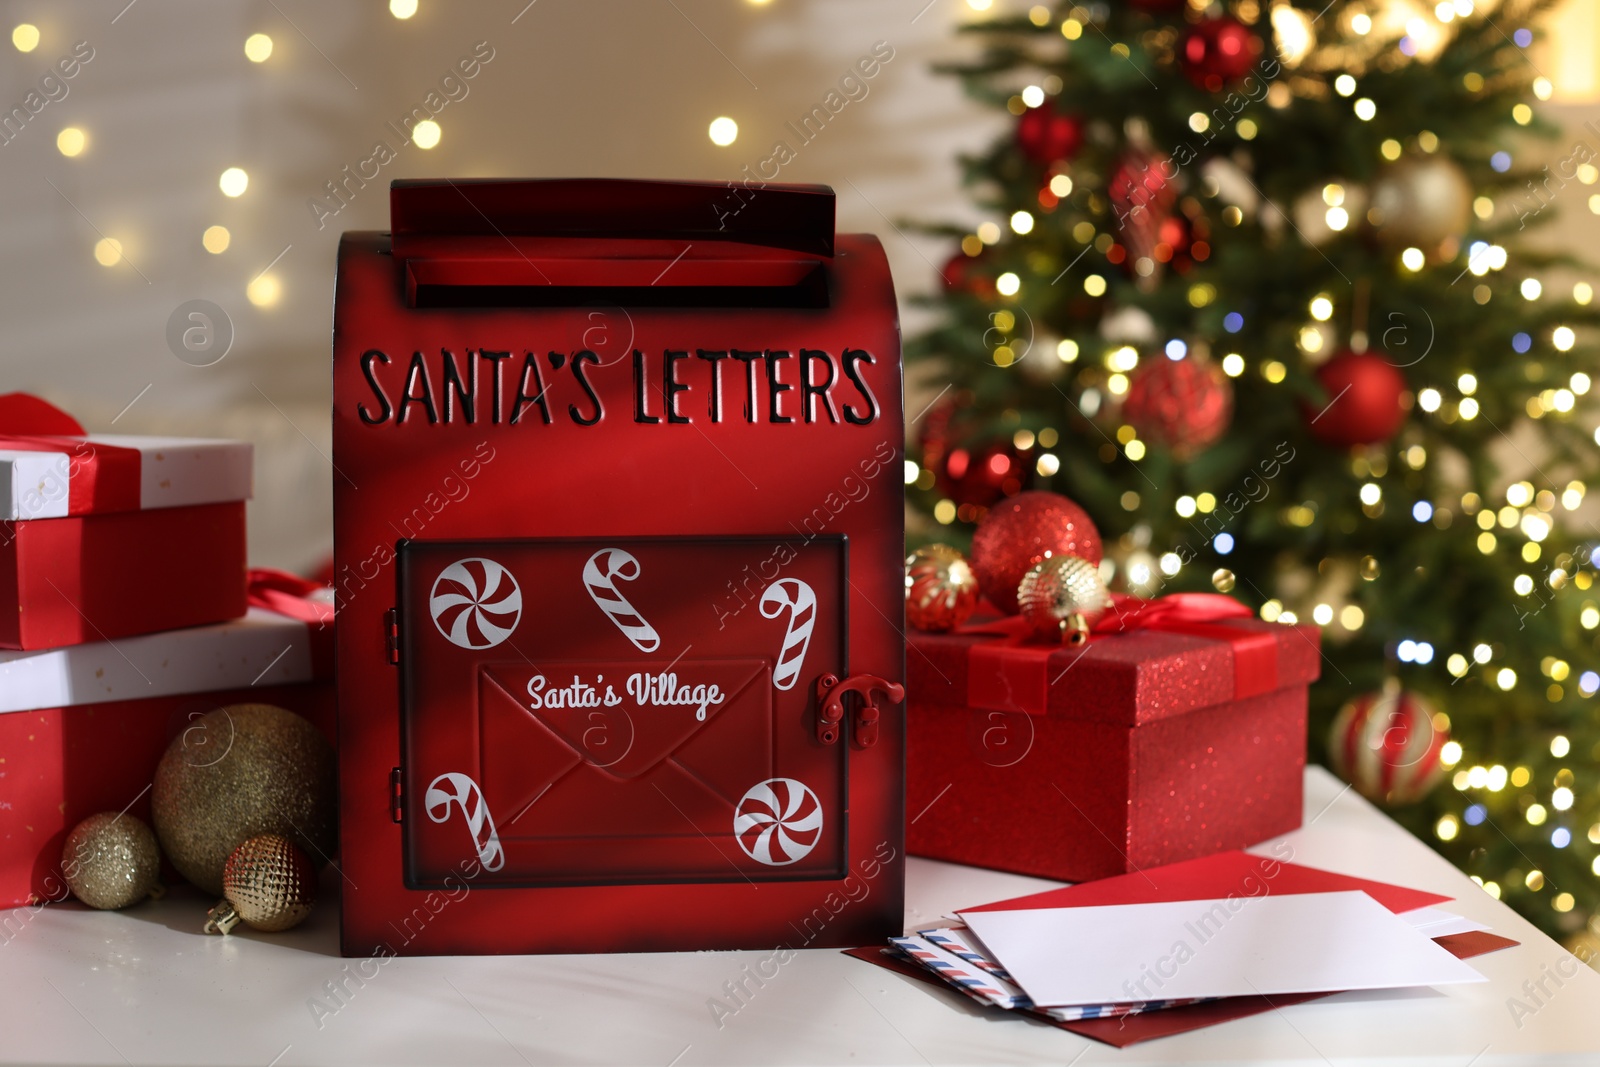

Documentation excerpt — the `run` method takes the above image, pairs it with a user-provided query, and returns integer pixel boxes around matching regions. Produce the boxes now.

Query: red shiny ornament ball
[1015,102,1083,169]
[971,491,1103,615]
[937,441,1027,509]
[1328,688,1447,806]
[940,251,992,296]
[905,544,979,633]
[1181,17,1260,90]
[1122,357,1233,455]
[1308,350,1407,447]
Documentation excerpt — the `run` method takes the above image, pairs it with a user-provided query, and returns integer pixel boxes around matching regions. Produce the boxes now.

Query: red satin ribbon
[962,591,1279,715]
[0,393,141,516]
[248,568,335,677]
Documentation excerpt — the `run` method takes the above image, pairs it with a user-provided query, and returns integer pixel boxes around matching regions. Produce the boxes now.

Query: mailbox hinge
[814,673,905,749]
[384,608,401,665]
[390,767,403,823]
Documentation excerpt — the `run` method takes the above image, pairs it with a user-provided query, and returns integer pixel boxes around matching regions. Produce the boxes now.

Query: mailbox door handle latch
[814,673,904,749]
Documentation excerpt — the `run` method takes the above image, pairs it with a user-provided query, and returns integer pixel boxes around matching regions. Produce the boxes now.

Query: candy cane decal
[734,777,823,866]
[583,548,660,652]
[759,578,815,691]
[424,772,505,872]
[430,557,521,650]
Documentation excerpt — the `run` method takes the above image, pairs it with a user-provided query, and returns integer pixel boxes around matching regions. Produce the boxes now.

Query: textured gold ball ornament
[204,833,317,934]
[1016,554,1113,644]
[905,544,980,632]
[1368,155,1472,250]
[61,812,162,910]
[152,704,335,896]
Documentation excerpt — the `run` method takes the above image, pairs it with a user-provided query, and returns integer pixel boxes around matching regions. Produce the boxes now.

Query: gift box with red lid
[0,392,252,649]
[906,592,1321,882]
[0,571,334,909]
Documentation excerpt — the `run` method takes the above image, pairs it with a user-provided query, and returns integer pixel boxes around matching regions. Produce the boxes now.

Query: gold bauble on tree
[1367,154,1472,250]
[61,812,162,910]
[204,833,318,935]
[1017,554,1113,644]
[151,704,336,896]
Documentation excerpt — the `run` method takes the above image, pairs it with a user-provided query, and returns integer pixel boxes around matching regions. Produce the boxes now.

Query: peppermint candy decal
[734,777,823,866]
[431,557,522,650]
[759,579,815,692]
[424,772,505,872]
[583,548,660,652]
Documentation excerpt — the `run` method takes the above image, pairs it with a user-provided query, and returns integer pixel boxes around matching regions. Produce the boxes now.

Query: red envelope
[958,849,1453,916]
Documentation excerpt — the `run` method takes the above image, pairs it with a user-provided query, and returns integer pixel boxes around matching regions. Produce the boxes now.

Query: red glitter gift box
[906,595,1320,882]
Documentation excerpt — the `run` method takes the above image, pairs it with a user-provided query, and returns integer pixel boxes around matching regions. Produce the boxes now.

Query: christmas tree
[908,0,1600,943]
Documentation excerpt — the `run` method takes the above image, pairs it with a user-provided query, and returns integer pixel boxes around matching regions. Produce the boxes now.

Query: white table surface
[5,766,1599,1067]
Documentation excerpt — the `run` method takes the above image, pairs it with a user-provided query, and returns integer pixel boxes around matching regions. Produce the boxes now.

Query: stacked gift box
[0,393,334,908]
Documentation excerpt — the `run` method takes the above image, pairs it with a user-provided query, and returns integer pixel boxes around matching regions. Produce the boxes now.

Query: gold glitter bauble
[152,704,335,896]
[61,812,161,910]
[905,544,979,632]
[204,833,317,934]
[1016,554,1112,644]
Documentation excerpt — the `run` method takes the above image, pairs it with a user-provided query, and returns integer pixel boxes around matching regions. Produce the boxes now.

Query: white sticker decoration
[759,578,815,692]
[430,557,522,650]
[583,547,660,652]
[424,772,505,872]
[734,777,823,866]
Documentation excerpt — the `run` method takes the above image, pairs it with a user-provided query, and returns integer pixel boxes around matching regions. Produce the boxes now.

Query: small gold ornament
[152,703,336,896]
[905,544,980,632]
[61,812,162,910]
[205,833,317,934]
[1368,155,1472,251]
[1017,554,1112,644]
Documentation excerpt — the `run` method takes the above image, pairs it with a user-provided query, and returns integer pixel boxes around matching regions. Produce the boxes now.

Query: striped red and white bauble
[734,777,823,866]
[430,557,522,650]
[1328,688,1448,806]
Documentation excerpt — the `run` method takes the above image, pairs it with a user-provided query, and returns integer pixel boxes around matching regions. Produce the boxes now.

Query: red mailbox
[331,179,905,956]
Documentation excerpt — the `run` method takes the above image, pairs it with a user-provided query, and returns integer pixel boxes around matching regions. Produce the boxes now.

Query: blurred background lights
[12,23,38,52]
[93,238,123,267]
[708,116,739,146]
[412,119,441,149]
[202,225,230,254]
[244,33,273,62]
[219,167,250,197]
[56,127,86,157]
[247,273,281,307]
[390,0,419,18]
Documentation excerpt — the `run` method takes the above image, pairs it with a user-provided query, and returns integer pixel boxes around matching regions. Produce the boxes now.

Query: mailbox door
[397,536,851,888]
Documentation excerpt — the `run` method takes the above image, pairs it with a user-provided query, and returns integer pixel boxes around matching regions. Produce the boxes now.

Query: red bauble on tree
[1328,688,1448,806]
[1015,101,1083,169]
[1122,356,1233,455]
[940,250,993,297]
[1307,350,1407,447]
[1109,150,1179,269]
[970,491,1104,615]
[1180,17,1261,91]
[918,398,1027,509]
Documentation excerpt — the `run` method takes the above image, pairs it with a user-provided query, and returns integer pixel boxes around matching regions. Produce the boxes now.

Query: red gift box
[0,571,334,910]
[0,393,252,649]
[906,594,1320,881]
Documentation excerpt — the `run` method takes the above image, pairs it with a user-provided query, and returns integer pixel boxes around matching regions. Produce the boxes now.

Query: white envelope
[958,890,1487,1008]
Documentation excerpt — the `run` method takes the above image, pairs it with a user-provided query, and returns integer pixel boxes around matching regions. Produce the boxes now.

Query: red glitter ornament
[1016,102,1083,169]
[1122,356,1233,455]
[1307,349,1407,448]
[970,491,1103,615]
[918,398,1029,509]
[1181,17,1261,91]
[1328,687,1447,806]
